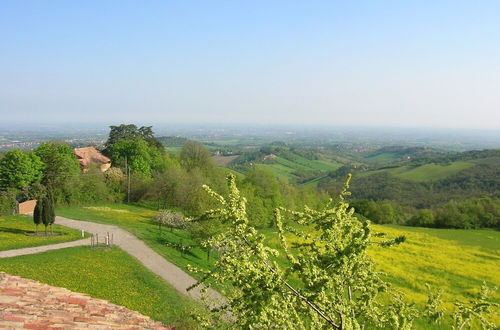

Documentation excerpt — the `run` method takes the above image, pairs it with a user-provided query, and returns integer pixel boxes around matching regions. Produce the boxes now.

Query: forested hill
[317,149,500,229]
[207,142,499,229]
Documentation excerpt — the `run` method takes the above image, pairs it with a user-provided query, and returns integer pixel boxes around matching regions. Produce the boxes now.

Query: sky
[0,1,499,129]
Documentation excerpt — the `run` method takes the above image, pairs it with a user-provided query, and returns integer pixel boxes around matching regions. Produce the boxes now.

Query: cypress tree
[33,199,43,233]
[41,191,55,235]
[47,189,55,234]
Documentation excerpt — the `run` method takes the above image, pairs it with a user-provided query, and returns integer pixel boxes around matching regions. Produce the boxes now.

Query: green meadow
[394,161,475,182]
[255,154,341,181]
[359,161,476,182]
[0,246,202,328]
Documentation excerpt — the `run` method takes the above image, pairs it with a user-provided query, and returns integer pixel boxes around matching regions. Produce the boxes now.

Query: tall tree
[180,140,212,171]
[0,149,43,190]
[33,196,43,232]
[35,143,80,189]
[105,124,164,153]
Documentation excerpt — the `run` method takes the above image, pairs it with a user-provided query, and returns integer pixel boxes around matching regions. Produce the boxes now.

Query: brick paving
[0,272,172,329]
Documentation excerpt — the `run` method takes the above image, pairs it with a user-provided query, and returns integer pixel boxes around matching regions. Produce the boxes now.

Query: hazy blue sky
[1,1,499,128]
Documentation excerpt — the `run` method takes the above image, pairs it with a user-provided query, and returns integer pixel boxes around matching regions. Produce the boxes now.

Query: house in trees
[73,147,111,172]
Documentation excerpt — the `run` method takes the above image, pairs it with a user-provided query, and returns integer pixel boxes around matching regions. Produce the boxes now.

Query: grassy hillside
[394,161,475,182]
[357,161,476,183]
[256,154,342,182]
[56,204,499,327]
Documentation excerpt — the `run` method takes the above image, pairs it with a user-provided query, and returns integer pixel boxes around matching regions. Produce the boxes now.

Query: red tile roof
[0,272,171,329]
[73,147,111,168]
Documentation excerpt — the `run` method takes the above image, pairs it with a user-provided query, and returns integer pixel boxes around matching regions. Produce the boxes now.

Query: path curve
[0,216,224,306]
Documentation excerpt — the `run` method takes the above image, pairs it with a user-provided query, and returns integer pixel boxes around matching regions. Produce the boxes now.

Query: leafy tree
[0,149,43,190]
[108,137,153,175]
[151,210,186,233]
[451,283,498,330]
[105,124,164,153]
[188,174,413,328]
[107,137,164,177]
[33,198,43,232]
[0,190,17,216]
[180,140,212,171]
[409,209,435,227]
[35,143,80,188]
[33,188,55,235]
[43,189,56,234]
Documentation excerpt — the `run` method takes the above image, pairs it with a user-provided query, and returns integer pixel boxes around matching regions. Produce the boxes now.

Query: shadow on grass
[157,236,199,258]
[0,226,34,235]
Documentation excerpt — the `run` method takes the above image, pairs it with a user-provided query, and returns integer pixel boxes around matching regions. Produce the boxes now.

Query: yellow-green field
[0,215,84,251]
[369,224,499,309]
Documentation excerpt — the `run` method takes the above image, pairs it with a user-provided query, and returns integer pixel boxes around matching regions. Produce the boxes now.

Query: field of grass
[395,161,475,182]
[56,204,499,328]
[0,215,84,251]
[359,161,476,182]
[255,154,341,181]
[0,246,202,328]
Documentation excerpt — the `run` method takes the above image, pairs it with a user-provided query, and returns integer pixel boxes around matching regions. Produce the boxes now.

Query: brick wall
[17,200,37,214]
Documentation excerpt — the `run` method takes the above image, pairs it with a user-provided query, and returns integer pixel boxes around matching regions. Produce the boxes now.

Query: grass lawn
[0,246,203,329]
[0,215,85,251]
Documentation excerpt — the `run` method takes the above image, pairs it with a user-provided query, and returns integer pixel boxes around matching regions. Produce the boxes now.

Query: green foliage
[350,199,409,225]
[0,190,17,216]
[34,142,80,188]
[0,149,43,190]
[33,198,42,228]
[452,283,498,330]
[33,187,55,233]
[107,137,162,176]
[105,124,163,152]
[180,140,213,171]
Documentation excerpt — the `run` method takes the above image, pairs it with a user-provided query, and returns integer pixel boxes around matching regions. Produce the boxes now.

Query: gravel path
[0,238,90,258]
[0,216,224,306]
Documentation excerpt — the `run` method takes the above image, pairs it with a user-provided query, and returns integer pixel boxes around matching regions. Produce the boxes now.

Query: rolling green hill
[394,161,475,182]
[360,161,477,183]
